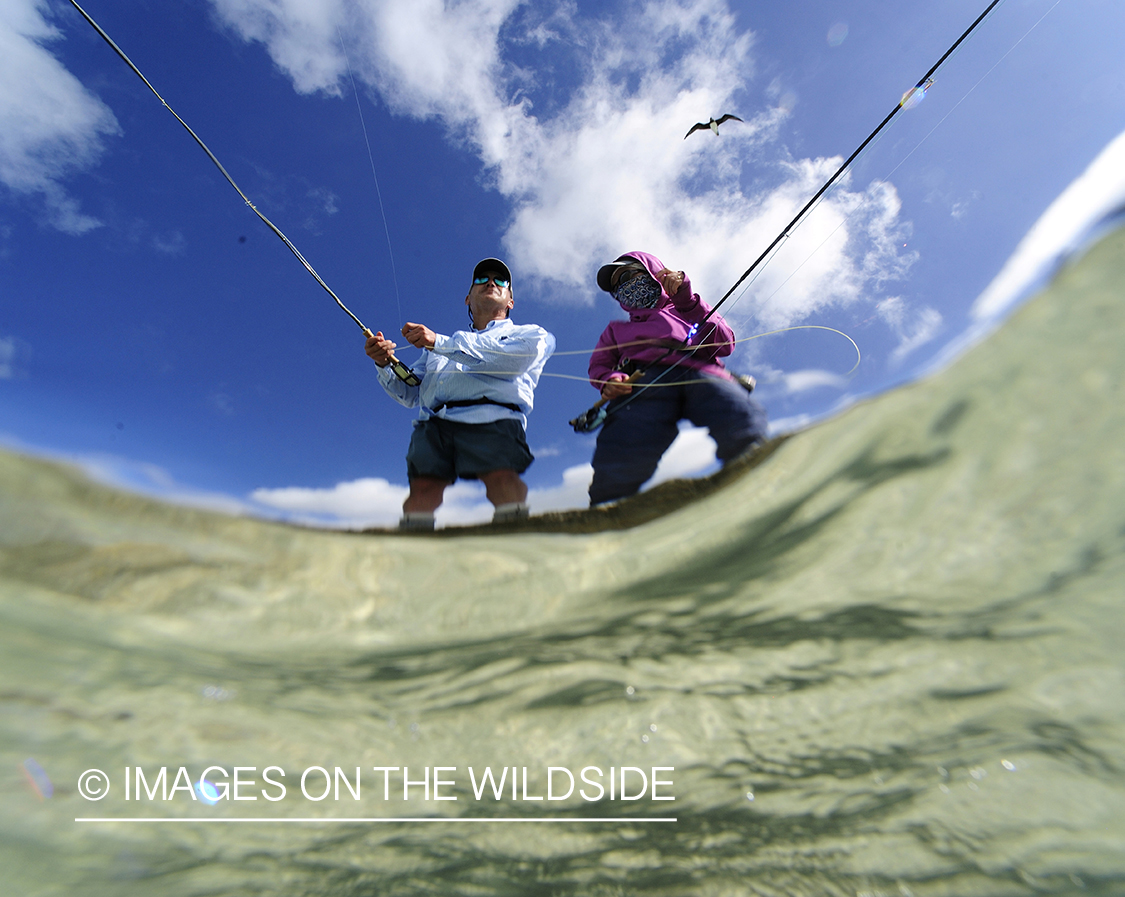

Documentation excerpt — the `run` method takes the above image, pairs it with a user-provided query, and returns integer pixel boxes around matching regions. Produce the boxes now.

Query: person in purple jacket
[587,251,767,505]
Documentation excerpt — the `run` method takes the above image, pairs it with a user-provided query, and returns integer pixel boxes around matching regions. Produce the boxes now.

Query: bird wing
[684,122,708,140]
[715,114,744,125]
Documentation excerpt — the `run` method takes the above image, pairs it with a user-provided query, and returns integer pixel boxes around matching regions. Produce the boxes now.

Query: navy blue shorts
[406,417,534,482]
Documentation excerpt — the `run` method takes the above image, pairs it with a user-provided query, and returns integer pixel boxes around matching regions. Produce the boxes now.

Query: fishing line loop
[396,325,861,383]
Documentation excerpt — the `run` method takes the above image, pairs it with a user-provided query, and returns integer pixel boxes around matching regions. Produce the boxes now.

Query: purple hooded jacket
[588,251,736,391]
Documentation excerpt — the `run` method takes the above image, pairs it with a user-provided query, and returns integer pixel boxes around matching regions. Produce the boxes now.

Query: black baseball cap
[596,255,644,292]
[472,258,512,288]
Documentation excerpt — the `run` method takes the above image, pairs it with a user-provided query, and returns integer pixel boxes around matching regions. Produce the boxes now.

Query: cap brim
[597,256,642,292]
[473,258,512,285]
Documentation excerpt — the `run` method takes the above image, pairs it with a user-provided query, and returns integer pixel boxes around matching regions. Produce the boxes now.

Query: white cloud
[151,231,187,255]
[250,476,504,528]
[7,437,727,529]
[433,480,495,526]
[251,476,408,527]
[528,444,562,458]
[782,368,848,394]
[647,423,718,484]
[972,127,1125,323]
[249,464,594,528]
[876,295,943,364]
[4,0,919,319]
[0,0,119,232]
[765,411,814,435]
[527,462,592,513]
[949,191,979,220]
[0,335,22,378]
[244,427,719,527]
[245,428,725,527]
[208,0,915,326]
[209,0,351,95]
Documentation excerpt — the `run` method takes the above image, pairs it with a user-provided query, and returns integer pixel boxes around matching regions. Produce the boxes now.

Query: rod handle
[594,368,645,408]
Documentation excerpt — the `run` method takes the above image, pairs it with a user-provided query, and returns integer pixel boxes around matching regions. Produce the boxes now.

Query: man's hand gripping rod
[363,328,422,387]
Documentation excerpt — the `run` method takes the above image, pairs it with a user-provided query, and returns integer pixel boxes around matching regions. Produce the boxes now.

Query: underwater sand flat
[1,228,1123,894]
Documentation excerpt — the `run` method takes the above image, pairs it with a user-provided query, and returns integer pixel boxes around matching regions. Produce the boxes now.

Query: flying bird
[684,114,744,140]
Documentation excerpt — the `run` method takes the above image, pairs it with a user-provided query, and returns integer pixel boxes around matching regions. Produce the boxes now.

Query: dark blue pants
[589,367,767,505]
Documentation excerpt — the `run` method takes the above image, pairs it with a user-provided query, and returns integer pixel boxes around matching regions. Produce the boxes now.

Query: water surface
[2,229,1123,895]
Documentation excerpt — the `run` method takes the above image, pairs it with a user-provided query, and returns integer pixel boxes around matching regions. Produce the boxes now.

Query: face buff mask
[613,272,664,310]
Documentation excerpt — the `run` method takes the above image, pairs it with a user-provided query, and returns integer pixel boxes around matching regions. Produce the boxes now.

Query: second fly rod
[569,0,1006,432]
[705,0,1005,322]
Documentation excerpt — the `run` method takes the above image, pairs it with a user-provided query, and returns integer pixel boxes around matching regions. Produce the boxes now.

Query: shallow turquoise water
[1,230,1123,895]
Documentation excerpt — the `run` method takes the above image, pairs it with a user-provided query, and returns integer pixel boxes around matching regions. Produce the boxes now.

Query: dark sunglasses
[610,265,646,293]
[473,274,511,288]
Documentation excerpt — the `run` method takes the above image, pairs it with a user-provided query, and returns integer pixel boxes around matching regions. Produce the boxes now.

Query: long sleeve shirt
[588,275,736,390]
[376,317,555,428]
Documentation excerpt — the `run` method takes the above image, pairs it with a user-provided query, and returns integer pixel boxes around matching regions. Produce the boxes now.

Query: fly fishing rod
[707,0,1003,320]
[570,0,1005,432]
[66,0,421,387]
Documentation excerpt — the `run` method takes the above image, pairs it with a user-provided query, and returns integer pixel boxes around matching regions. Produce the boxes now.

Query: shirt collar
[475,317,513,333]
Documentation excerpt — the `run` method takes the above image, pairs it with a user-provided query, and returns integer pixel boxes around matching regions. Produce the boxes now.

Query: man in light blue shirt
[365,258,555,529]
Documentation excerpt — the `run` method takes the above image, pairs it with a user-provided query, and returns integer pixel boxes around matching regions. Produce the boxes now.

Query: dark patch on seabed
[2,228,1125,894]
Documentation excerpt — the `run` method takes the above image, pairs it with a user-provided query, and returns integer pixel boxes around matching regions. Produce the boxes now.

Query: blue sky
[1,0,1123,527]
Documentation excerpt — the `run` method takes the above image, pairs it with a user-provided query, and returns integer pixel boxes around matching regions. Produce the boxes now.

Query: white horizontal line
[75,817,677,824]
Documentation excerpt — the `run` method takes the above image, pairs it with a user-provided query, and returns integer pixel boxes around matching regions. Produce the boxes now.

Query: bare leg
[479,469,528,507]
[403,476,451,513]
